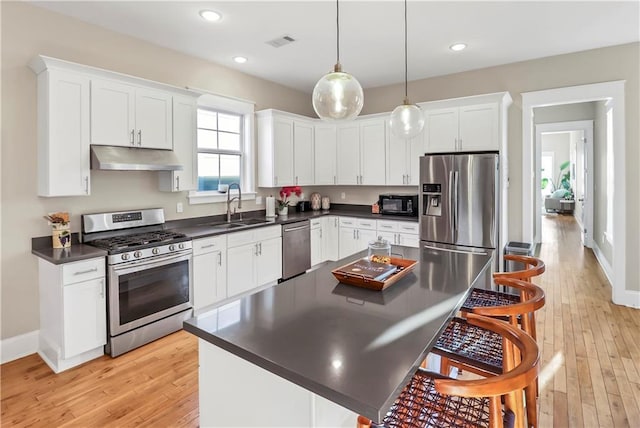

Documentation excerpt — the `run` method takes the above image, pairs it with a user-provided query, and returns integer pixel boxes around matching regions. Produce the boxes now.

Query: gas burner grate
[90,231,187,251]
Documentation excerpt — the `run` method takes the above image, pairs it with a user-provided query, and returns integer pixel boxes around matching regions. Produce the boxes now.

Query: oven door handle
[111,251,192,275]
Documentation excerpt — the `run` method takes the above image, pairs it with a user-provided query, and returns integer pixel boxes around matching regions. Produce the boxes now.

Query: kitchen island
[184,245,491,427]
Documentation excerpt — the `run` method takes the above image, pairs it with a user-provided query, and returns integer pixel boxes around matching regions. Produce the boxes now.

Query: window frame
[188,93,255,205]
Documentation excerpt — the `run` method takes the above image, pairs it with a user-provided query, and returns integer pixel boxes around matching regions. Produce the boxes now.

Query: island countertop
[184,245,491,422]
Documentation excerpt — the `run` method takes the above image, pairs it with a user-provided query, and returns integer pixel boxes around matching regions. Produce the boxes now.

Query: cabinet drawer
[339,217,356,227]
[253,225,281,242]
[397,222,419,234]
[193,235,226,256]
[376,220,399,232]
[228,225,281,248]
[310,218,322,228]
[63,258,105,285]
[356,219,376,230]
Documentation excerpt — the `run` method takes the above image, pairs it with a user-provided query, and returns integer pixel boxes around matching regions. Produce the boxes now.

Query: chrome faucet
[226,182,242,223]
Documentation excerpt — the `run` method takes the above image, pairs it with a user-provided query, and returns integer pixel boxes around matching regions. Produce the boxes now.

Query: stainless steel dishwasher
[281,220,311,281]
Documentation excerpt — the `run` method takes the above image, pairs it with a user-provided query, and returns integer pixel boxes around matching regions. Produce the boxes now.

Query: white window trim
[187,92,255,205]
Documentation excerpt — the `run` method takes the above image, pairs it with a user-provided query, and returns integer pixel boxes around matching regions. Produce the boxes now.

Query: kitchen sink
[199,222,244,230]
[231,218,272,226]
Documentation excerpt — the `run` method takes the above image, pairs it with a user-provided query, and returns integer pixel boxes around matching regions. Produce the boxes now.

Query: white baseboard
[1,330,39,364]
[592,244,640,308]
[592,243,613,285]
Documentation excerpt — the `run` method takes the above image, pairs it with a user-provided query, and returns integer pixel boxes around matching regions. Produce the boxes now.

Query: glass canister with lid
[368,235,391,262]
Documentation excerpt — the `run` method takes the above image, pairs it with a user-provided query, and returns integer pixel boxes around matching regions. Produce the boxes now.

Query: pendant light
[389,0,424,138]
[312,0,363,121]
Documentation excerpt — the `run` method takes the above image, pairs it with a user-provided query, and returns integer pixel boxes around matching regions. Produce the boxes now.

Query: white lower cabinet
[38,257,106,373]
[323,216,340,261]
[338,218,377,259]
[193,236,227,312]
[376,220,420,249]
[227,226,282,298]
[310,219,323,267]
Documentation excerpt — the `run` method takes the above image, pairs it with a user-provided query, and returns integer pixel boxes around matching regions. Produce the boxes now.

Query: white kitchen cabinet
[38,257,106,373]
[424,103,498,153]
[294,121,315,186]
[323,216,340,261]
[314,125,337,185]
[387,128,425,186]
[90,78,173,150]
[227,226,282,298]
[193,236,227,312]
[159,95,198,192]
[336,119,386,185]
[31,67,91,197]
[338,217,377,259]
[310,219,323,267]
[376,220,420,248]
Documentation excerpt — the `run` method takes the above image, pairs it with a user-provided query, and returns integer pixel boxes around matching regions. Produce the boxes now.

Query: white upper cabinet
[293,120,314,186]
[32,68,91,197]
[257,110,296,187]
[314,124,337,185]
[336,118,386,185]
[387,125,425,186]
[425,107,458,153]
[159,95,198,192]
[90,78,173,150]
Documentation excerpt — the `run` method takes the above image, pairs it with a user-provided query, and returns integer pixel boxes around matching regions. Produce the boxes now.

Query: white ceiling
[31,1,640,93]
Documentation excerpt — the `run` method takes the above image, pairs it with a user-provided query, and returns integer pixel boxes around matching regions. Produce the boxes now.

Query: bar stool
[357,313,540,428]
[434,277,545,428]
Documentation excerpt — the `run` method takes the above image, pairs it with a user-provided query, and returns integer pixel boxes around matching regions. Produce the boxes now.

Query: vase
[321,196,330,210]
[52,223,71,249]
[278,206,289,216]
[310,192,321,210]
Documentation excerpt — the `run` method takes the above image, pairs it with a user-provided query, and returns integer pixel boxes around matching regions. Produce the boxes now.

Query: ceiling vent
[266,35,296,48]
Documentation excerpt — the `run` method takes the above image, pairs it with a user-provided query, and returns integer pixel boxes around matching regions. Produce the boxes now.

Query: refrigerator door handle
[422,244,488,256]
[448,170,455,240]
[453,170,459,241]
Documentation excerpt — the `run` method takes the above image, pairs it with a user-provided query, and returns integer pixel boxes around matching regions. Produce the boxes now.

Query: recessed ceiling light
[450,43,467,52]
[233,56,248,64]
[199,10,222,22]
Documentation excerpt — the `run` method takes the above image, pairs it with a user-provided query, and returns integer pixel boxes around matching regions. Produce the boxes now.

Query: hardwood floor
[2,214,638,427]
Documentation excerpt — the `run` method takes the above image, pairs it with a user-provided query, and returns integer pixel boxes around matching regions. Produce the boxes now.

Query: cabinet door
[90,79,135,147]
[336,124,360,185]
[407,134,425,185]
[310,227,323,267]
[294,121,314,186]
[387,132,409,185]
[377,231,397,246]
[323,217,340,261]
[397,233,420,248]
[256,237,282,286]
[360,120,386,185]
[193,250,226,311]
[339,227,357,259]
[227,243,256,298]
[314,125,337,185]
[357,228,377,253]
[135,88,173,150]
[425,108,458,153]
[459,103,499,151]
[273,118,295,186]
[160,95,197,191]
[42,70,91,197]
[63,278,106,358]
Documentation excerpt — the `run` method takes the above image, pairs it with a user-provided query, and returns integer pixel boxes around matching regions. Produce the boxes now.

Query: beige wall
[0,2,315,339]
[534,103,596,124]
[363,43,639,292]
[594,101,613,264]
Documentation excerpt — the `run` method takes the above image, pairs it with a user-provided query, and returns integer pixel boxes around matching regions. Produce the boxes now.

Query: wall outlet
[255,196,263,205]
[176,202,183,213]
[341,192,346,200]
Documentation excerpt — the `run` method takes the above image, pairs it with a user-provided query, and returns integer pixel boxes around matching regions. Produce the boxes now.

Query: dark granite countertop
[184,246,491,422]
[31,243,108,265]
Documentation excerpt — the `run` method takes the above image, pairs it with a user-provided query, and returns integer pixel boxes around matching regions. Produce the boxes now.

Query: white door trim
[522,80,627,306]
[535,120,594,248]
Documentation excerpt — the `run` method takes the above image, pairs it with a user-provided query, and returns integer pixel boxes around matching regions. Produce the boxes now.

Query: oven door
[108,252,192,337]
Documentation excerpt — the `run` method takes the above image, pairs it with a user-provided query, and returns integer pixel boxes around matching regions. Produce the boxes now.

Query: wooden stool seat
[461,288,521,313]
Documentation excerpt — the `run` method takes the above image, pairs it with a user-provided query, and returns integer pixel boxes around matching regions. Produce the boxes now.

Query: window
[605,102,613,243]
[197,109,243,191]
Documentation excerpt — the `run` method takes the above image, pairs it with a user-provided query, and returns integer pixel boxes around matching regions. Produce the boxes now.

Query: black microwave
[378,194,418,216]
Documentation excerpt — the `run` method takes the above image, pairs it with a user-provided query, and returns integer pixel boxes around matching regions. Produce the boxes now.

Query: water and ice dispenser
[422,183,442,216]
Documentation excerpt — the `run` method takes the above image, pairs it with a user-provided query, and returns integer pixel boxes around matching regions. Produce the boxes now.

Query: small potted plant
[44,212,71,249]
[277,186,302,216]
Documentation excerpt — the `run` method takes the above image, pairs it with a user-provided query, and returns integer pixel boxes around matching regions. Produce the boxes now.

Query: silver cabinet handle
[137,130,142,145]
[130,129,135,145]
[74,267,98,275]
[84,176,89,194]
[334,218,338,227]
[176,176,180,191]
[200,244,216,249]
[320,229,323,238]
[99,279,104,298]
[352,229,356,239]
[258,242,262,255]
[274,176,278,186]
[217,252,222,266]
[255,243,259,256]
[296,176,298,185]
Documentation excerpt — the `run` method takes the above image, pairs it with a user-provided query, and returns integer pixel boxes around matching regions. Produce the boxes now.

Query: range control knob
[134,251,142,258]
[169,244,176,251]
[121,253,130,261]
[178,243,185,250]
[152,248,160,255]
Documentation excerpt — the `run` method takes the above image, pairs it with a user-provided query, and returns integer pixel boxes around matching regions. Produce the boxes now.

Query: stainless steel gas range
[82,208,192,357]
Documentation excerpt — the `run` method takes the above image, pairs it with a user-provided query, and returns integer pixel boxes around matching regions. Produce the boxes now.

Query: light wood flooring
[2,214,639,427]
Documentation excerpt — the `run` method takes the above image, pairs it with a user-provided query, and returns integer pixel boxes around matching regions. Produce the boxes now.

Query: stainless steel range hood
[90,145,183,171]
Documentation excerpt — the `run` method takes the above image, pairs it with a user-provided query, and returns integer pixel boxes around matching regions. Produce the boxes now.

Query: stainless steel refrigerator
[419,152,499,271]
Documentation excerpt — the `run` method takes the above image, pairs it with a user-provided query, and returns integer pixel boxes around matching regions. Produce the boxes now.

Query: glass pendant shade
[312,65,364,121]
[390,101,425,139]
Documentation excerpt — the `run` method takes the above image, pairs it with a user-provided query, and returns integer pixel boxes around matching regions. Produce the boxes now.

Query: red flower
[277,186,303,208]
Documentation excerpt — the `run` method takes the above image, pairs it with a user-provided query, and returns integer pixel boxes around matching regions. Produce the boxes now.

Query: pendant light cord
[336,0,340,65]
[404,0,408,99]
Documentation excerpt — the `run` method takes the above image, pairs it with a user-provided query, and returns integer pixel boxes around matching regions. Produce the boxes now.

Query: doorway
[535,121,594,248]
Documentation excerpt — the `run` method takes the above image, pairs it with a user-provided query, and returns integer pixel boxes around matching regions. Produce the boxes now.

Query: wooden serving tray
[331,256,418,291]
